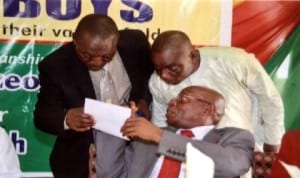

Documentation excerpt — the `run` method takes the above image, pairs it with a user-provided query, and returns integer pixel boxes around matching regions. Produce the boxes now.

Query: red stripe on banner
[232,1,300,65]
[0,38,67,45]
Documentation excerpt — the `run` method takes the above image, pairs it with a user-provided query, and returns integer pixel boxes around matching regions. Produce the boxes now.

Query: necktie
[99,69,118,104]
[89,70,101,100]
[157,130,194,178]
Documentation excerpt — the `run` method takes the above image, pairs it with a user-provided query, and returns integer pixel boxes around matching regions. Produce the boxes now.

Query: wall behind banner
[0,0,229,176]
[0,0,227,45]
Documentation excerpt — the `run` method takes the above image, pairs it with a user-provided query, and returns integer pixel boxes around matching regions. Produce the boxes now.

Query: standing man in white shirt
[148,30,284,153]
[0,126,21,178]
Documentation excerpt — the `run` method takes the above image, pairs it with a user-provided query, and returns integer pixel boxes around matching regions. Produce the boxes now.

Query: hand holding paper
[84,98,131,140]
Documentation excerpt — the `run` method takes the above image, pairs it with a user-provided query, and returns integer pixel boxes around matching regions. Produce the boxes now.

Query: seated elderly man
[121,86,255,178]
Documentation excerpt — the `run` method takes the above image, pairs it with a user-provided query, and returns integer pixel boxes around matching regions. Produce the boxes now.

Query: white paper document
[186,142,214,178]
[84,98,130,140]
[280,160,300,178]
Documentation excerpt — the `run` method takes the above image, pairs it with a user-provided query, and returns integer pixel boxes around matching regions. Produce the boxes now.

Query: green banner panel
[265,25,300,130]
[0,42,60,173]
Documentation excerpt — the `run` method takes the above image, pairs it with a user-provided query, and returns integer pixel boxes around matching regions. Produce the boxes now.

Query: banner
[232,1,300,130]
[0,0,229,176]
[265,25,300,130]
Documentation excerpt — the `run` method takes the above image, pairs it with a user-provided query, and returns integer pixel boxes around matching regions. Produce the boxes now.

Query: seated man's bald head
[183,86,225,118]
[167,86,225,129]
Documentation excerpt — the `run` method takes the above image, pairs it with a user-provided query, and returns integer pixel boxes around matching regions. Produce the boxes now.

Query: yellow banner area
[0,0,225,45]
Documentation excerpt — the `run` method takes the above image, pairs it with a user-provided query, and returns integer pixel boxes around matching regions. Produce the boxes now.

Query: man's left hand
[136,99,151,119]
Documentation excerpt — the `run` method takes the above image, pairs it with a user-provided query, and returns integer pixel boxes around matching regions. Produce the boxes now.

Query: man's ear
[203,104,214,115]
[72,32,77,43]
[211,105,221,125]
[190,49,197,58]
[190,49,200,63]
[210,105,216,114]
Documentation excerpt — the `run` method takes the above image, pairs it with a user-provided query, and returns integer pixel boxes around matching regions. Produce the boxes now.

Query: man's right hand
[121,117,163,143]
[66,107,95,132]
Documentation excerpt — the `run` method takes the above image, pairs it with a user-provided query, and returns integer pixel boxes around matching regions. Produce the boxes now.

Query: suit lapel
[143,127,177,176]
[130,141,160,178]
[145,143,161,177]
[69,49,95,99]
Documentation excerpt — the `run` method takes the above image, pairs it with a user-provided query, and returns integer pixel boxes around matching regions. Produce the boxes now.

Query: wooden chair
[252,151,277,178]
[89,143,97,178]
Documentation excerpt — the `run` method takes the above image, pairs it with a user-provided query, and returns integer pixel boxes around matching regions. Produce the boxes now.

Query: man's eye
[155,67,162,73]
[81,53,91,59]
[169,66,181,73]
[180,97,189,103]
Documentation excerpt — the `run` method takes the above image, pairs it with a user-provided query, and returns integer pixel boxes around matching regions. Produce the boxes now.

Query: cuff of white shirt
[64,116,70,130]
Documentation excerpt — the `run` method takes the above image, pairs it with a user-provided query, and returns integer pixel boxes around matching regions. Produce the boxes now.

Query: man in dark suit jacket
[121,86,255,178]
[269,130,300,178]
[34,14,153,178]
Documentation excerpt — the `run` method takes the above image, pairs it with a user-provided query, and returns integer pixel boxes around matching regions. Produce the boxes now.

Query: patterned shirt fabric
[149,47,284,148]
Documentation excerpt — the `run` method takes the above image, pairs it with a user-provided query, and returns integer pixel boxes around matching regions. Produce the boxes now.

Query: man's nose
[168,98,178,106]
[160,71,171,81]
[90,57,106,66]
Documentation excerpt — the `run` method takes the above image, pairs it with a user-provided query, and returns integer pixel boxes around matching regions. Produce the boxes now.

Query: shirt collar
[177,125,215,140]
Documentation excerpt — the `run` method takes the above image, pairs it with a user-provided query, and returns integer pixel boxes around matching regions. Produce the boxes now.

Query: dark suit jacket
[269,130,300,178]
[127,127,255,178]
[34,29,153,178]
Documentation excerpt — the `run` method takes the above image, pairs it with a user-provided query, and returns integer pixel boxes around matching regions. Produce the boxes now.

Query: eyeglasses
[74,42,114,63]
[171,94,211,105]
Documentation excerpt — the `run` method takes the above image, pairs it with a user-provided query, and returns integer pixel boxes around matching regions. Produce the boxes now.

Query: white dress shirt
[0,127,21,178]
[89,51,131,104]
[149,47,285,148]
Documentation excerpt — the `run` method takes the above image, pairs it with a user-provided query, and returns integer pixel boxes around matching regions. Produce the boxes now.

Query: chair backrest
[89,143,97,178]
[252,151,277,178]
